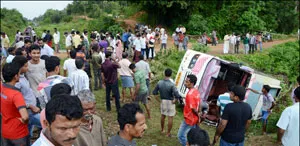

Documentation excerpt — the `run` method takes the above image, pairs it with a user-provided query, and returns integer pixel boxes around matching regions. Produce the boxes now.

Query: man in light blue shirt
[217,83,234,116]
[13,56,42,138]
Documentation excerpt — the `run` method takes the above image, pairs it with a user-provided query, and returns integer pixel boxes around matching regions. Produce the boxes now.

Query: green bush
[187,14,209,35]
[107,25,124,36]
[62,16,73,23]
[192,43,210,53]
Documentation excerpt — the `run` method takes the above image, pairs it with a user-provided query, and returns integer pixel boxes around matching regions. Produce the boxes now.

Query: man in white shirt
[41,30,46,39]
[160,32,168,52]
[69,58,90,95]
[229,33,236,54]
[38,39,54,57]
[6,47,16,63]
[118,52,134,102]
[32,94,83,146]
[277,87,299,146]
[63,50,77,77]
[140,33,147,59]
[64,32,73,57]
[133,34,142,62]
[53,28,60,53]
[15,37,25,49]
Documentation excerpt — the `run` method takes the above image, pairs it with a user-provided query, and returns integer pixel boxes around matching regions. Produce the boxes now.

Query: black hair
[76,31,80,34]
[90,33,96,39]
[15,48,25,56]
[139,54,144,60]
[2,63,21,82]
[29,44,41,53]
[43,38,47,43]
[263,85,271,93]
[50,83,72,98]
[294,87,300,100]
[80,35,84,39]
[117,35,121,40]
[47,30,50,33]
[19,37,24,41]
[43,30,46,32]
[118,103,143,130]
[12,55,27,67]
[76,45,83,52]
[122,52,128,59]
[227,82,235,92]
[91,44,99,52]
[41,55,49,60]
[105,51,112,58]
[37,38,43,42]
[84,30,88,34]
[129,63,136,70]
[45,56,60,72]
[75,58,84,69]
[25,39,32,44]
[45,94,83,125]
[231,85,246,100]
[70,49,77,59]
[297,76,300,84]
[71,31,75,34]
[54,28,57,30]
[165,68,172,77]
[187,126,210,146]
[101,36,105,40]
[187,74,197,85]
[8,47,16,54]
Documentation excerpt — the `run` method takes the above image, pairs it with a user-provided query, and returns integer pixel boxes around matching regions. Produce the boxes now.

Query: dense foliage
[0,8,27,39]
[132,1,299,36]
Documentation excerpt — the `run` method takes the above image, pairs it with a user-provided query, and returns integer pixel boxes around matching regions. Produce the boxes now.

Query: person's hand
[132,95,136,101]
[172,99,176,104]
[211,135,219,146]
[30,106,40,113]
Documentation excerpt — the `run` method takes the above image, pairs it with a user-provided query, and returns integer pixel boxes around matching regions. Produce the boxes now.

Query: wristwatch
[26,104,30,109]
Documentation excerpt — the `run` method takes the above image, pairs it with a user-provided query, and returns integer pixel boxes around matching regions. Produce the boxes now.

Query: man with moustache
[32,94,83,146]
[108,103,147,146]
[74,89,107,146]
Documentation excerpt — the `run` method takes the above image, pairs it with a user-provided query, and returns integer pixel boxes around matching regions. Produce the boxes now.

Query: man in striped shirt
[217,82,234,116]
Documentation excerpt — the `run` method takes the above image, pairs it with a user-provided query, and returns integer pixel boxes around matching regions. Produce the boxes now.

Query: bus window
[188,54,200,69]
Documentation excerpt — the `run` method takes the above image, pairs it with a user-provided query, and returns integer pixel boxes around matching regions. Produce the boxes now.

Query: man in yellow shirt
[1,32,10,57]
[72,31,81,49]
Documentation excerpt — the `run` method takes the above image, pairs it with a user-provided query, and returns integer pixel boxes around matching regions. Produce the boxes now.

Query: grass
[56,46,279,146]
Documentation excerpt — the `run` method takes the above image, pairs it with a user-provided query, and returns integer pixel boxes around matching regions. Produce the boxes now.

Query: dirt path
[207,38,296,55]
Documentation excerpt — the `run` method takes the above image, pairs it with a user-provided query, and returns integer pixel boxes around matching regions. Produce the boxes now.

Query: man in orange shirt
[177,74,201,146]
[1,62,30,145]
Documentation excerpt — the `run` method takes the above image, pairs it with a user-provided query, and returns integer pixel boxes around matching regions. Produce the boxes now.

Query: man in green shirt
[129,63,151,119]
[91,44,102,90]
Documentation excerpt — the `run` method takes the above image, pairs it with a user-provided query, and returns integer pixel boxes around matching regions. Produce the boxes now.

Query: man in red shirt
[177,74,201,146]
[1,62,30,145]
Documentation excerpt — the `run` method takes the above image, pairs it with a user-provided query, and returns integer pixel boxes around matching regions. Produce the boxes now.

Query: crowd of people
[0,25,299,146]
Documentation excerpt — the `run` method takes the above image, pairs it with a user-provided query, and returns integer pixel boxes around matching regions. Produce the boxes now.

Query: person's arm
[64,70,67,77]
[29,104,40,113]
[268,102,275,112]
[212,119,228,145]
[245,119,252,131]
[18,108,29,124]
[246,88,260,94]
[277,128,285,144]
[101,72,106,86]
[134,83,140,100]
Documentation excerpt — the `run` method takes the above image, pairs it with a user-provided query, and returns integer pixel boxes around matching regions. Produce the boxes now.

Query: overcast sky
[1,1,73,20]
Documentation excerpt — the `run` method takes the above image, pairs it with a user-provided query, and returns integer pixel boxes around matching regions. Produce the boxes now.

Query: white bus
[175,50,281,120]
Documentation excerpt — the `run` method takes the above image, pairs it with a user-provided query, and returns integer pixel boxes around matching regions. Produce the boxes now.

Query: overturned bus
[175,50,281,122]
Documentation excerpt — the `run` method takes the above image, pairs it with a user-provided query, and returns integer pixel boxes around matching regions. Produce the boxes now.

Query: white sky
[1,1,73,20]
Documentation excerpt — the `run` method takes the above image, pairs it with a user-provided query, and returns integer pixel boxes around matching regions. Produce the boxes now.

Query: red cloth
[1,83,29,139]
[47,41,52,48]
[184,88,201,126]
